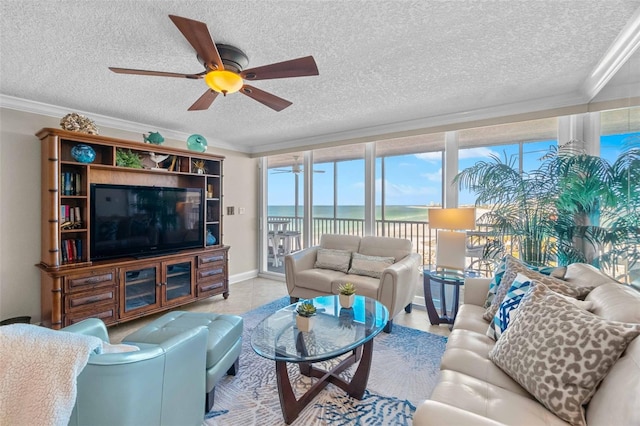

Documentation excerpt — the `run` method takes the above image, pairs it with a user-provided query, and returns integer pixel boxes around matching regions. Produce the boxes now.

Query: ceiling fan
[109,14,319,112]
[271,156,325,174]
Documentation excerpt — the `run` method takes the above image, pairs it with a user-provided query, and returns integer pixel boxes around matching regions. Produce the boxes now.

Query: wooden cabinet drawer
[65,287,117,313]
[197,265,225,283]
[63,303,118,327]
[197,276,226,297]
[198,252,226,268]
[64,269,116,293]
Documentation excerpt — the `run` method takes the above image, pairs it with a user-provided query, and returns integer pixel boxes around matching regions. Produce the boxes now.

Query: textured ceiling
[1,1,639,154]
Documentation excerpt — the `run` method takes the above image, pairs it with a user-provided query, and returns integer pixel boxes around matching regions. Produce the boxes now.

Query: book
[74,206,82,224]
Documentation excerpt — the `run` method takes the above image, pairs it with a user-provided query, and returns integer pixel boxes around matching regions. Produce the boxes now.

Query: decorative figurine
[148,152,169,169]
[143,131,164,145]
[60,113,99,135]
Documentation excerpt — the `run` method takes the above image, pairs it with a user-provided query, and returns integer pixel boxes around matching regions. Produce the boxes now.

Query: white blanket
[0,324,102,426]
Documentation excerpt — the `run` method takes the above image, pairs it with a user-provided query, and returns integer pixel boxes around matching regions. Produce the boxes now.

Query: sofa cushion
[564,263,619,288]
[451,304,490,334]
[440,348,531,397]
[488,283,640,426]
[446,329,495,356]
[585,282,640,323]
[348,253,394,279]
[357,236,411,260]
[586,337,640,426]
[319,234,361,252]
[430,370,569,426]
[483,256,592,322]
[332,274,380,299]
[314,248,352,273]
[295,268,346,293]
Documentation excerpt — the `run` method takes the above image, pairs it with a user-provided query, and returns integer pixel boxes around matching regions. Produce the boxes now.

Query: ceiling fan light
[204,70,243,95]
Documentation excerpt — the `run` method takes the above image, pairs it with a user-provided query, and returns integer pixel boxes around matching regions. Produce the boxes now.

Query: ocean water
[268,205,433,222]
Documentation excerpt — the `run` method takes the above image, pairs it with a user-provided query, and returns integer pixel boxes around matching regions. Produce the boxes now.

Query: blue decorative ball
[71,144,96,163]
[187,134,208,153]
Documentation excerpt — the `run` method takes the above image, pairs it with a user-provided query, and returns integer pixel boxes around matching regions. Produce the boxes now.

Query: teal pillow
[487,273,534,340]
[484,257,507,308]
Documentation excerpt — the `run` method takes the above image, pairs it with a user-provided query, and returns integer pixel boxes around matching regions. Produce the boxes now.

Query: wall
[0,107,259,323]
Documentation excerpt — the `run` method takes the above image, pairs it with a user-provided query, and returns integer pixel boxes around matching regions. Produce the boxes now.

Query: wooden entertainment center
[37,128,229,329]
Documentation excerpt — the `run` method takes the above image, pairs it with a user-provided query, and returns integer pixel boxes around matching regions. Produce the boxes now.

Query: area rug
[205,297,447,425]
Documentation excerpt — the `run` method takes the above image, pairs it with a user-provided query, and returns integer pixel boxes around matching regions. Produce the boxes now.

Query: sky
[268,133,639,207]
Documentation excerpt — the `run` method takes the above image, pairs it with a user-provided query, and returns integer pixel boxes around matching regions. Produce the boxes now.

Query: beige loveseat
[413,263,640,426]
[284,234,421,332]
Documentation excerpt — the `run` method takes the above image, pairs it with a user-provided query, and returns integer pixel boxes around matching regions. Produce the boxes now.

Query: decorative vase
[71,144,96,163]
[187,134,208,152]
[339,293,355,308]
[296,314,315,332]
[206,230,216,246]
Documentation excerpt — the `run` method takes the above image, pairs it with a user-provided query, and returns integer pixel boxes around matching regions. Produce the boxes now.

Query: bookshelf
[36,128,229,329]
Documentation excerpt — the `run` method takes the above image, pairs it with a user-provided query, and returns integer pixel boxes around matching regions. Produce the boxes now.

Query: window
[312,146,365,241]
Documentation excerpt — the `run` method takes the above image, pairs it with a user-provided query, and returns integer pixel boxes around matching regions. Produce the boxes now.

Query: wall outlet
[239,207,245,215]
[227,206,234,215]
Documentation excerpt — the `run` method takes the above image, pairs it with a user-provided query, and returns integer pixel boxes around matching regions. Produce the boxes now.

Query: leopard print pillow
[482,256,593,322]
[489,283,640,426]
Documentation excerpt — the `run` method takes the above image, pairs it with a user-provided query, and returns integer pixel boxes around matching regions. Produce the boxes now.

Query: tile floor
[108,276,451,343]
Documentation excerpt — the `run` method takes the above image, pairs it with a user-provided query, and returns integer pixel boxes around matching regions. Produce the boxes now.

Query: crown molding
[248,91,590,156]
[0,94,239,152]
[582,6,640,101]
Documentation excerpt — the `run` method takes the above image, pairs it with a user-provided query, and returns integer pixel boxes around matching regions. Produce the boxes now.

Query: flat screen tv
[90,184,204,260]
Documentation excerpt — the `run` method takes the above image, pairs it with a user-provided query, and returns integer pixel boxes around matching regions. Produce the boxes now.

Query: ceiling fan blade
[240,85,292,111]
[188,90,219,111]
[168,14,223,71]
[313,170,326,173]
[109,67,203,79]
[240,56,319,80]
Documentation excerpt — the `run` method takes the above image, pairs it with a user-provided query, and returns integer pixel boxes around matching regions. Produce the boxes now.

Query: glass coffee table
[251,295,388,424]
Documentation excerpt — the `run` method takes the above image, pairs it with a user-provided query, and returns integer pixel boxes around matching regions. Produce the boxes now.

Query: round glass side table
[422,267,481,328]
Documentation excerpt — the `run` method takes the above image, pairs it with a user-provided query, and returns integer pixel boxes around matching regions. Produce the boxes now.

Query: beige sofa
[413,263,640,426]
[284,234,421,332]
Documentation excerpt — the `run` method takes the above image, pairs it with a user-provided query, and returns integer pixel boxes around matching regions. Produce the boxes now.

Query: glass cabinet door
[121,265,159,315]
[163,258,194,305]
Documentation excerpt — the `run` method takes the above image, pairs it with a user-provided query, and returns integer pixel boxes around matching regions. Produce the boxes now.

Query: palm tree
[454,151,558,266]
[455,141,640,273]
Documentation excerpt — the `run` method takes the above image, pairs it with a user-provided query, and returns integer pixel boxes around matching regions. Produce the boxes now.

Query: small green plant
[296,302,317,317]
[116,149,143,169]
[338,282,356,296]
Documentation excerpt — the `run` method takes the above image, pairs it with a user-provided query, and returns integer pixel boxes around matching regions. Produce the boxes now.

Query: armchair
[63,318,208,426]
[285,234,421,332]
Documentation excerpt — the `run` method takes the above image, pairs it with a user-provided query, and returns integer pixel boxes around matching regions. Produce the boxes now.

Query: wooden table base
[275,339,373,424]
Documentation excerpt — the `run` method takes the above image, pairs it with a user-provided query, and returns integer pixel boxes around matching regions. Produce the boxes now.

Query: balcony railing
[267,215,495,272]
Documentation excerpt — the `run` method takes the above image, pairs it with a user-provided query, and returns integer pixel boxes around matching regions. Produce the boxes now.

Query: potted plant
[192,159,206,174]
[337,282,356,308]
[115,148,143,169]
[295,302,317,332]
[454,141,640,273]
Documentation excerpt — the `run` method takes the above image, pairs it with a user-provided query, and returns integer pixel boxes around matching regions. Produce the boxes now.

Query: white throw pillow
[348,253,394,279]
[314,248,352,273]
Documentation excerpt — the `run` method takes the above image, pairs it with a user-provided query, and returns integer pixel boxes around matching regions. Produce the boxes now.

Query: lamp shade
[204,70,243,95]
[428,207,476,230]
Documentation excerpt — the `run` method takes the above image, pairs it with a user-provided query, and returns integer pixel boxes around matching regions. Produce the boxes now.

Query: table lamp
[428,207,476,271]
